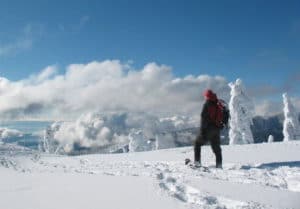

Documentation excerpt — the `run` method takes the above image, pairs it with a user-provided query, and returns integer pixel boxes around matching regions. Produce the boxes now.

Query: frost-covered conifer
[267,135,274,143]
[283,93,300,141]
[128,130,155,152]
[228,79,254,144]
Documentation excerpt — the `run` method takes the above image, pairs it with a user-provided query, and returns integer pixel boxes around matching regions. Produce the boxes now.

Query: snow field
[0,141,300,209]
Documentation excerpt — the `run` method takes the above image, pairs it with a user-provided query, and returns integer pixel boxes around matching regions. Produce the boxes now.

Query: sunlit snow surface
[0,141,299,209]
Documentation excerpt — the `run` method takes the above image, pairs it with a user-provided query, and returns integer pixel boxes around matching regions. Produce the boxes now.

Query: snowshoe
[185,158,210,172]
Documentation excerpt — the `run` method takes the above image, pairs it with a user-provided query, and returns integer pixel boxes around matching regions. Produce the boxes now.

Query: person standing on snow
[194,89,223,168]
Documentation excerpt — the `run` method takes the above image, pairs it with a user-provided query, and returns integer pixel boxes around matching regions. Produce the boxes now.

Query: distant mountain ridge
[252,113,300,142]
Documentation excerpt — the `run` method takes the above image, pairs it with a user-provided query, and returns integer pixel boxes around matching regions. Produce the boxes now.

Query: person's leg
[194,134,205,163]
[211,143,222,167]
[210,129,222,168]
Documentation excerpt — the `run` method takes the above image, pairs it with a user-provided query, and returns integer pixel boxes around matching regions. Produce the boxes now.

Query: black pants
[194,127,222,166]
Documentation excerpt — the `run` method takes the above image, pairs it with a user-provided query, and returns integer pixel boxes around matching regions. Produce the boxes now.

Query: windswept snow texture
[229,79,254,145]
[283,93,300,141]
[0,141,300,209]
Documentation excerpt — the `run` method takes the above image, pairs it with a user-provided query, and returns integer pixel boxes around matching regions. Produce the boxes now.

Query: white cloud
[291,97,300,112]
[26,66,58,84]
[36,66,57,82]
[58,16,90,33]
[71,15,90,32]
[254,97,300,117]
[0,39,32,56]
[0,23,43,57]
[254,100,282,117]
[0,60,230,120]
[2,59,296,120]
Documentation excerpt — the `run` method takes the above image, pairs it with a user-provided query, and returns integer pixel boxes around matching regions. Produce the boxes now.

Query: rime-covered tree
[228,79,254,144]
[267,135,274,143]
[283,93,300,141]
[128,130,155,152]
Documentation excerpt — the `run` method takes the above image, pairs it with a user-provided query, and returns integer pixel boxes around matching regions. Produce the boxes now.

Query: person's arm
[200,102,209,136]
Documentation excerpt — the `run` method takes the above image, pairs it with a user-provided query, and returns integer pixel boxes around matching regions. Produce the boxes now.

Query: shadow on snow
[240,161,300,170]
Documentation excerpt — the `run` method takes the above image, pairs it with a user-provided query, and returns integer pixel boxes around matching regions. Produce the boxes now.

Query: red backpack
[207,99,229,128]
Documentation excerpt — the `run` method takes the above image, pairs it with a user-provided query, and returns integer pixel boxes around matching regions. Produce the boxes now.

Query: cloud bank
[0,60,230,120]
[1,59,298,120]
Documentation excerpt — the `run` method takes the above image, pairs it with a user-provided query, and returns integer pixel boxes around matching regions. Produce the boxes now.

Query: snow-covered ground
[0,141,300,209]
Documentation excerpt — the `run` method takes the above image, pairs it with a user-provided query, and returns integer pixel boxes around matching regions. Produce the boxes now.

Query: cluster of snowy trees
[228,79,300,144]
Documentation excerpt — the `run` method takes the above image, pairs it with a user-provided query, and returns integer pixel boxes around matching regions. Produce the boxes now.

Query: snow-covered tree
[267,135,274,143]
[128,130,155,152]
[42,122,61,153]
[282,93,300,141]
[228,79,254,144]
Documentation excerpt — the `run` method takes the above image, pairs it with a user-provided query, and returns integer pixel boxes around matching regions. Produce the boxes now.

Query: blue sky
[0,0,299,97]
